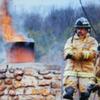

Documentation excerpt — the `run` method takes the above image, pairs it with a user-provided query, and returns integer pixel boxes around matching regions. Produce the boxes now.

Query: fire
[0,0,35,63]
[7,47,35,63]
[1,15,25,42]
[0,0,25,42]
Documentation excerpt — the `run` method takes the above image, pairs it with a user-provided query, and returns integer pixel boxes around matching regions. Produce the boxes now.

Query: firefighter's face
[76,27,88,38]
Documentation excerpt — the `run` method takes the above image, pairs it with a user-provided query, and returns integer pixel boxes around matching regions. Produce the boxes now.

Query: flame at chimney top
[0,0,35,63]
[0,0,25,42]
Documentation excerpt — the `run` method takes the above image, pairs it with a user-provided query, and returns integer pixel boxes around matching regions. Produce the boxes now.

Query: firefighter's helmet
[74,17,91,29]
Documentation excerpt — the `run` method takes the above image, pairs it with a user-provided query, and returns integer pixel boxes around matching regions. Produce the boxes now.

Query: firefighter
[63,17,98,100]
[94,44,100,99]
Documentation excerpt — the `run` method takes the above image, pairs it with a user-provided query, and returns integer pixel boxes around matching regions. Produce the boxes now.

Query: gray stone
[6,71,14,79]
[39,70,50,75]
[0,96,8,100]
[24,68,38,77]
[36,75,43,80]
[0,84,6,91]
[53,71,61,74]
[15,75,23,81]
[51,81,61,88]
[19,95,44,100]
[16,88,24,95]
[38,80,51,86]
[43,74,52,80]
[21,75,37,87]
[24,87,33,95]
[4,78,13,85]
[51,89,61,96]
[53,75,61,80]
[0,65,8,73]
[9,68,15,73]
[14,69,24,77]
[13,96,19,100]
[0,73,6,79]
[8,89,16,96]
[0,91,4,96]
[46,95,55,100]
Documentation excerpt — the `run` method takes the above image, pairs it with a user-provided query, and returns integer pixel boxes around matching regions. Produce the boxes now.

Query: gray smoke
[39,41,65,66]
[0,36,6,64]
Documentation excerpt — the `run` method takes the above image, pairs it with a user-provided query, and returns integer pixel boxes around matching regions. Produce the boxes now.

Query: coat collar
[73,33,90,40]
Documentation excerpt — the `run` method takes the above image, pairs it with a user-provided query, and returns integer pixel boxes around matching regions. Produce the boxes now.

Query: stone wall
[0,63,62,100]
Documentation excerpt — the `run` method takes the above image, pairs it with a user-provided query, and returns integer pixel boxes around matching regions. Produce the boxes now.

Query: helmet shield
[74,17,91,29]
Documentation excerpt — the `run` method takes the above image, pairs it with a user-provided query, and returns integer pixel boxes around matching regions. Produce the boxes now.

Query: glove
[72,50,82,60]
[65,54,73,59]
[82,51,90,59]
[82,50,96,60]
[64,49,73,60]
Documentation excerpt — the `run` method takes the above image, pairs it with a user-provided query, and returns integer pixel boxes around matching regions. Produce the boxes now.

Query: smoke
[0,0,3,6]
[8,0,27,33]
[0,0,35,63]
[0,0,6,63]
[0,35,6,63]
[39,41,65,66]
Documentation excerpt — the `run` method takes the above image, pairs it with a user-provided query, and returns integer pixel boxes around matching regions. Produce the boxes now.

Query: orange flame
[0,0,35,63]
[0,0,25,42]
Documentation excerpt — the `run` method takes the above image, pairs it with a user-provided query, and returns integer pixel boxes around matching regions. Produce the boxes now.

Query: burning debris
[0,0,35,63]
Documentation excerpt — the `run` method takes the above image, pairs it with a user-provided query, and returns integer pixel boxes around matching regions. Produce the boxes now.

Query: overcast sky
[11,0,100,8]
[9,0,100,16]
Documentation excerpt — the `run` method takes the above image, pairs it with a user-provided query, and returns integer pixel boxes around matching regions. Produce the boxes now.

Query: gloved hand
[64,49,73,60]
[64,49,83,60]
[65,54,73,59]
[82,50,96,60]
[82,51,90,59]
[72,50,82,60]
